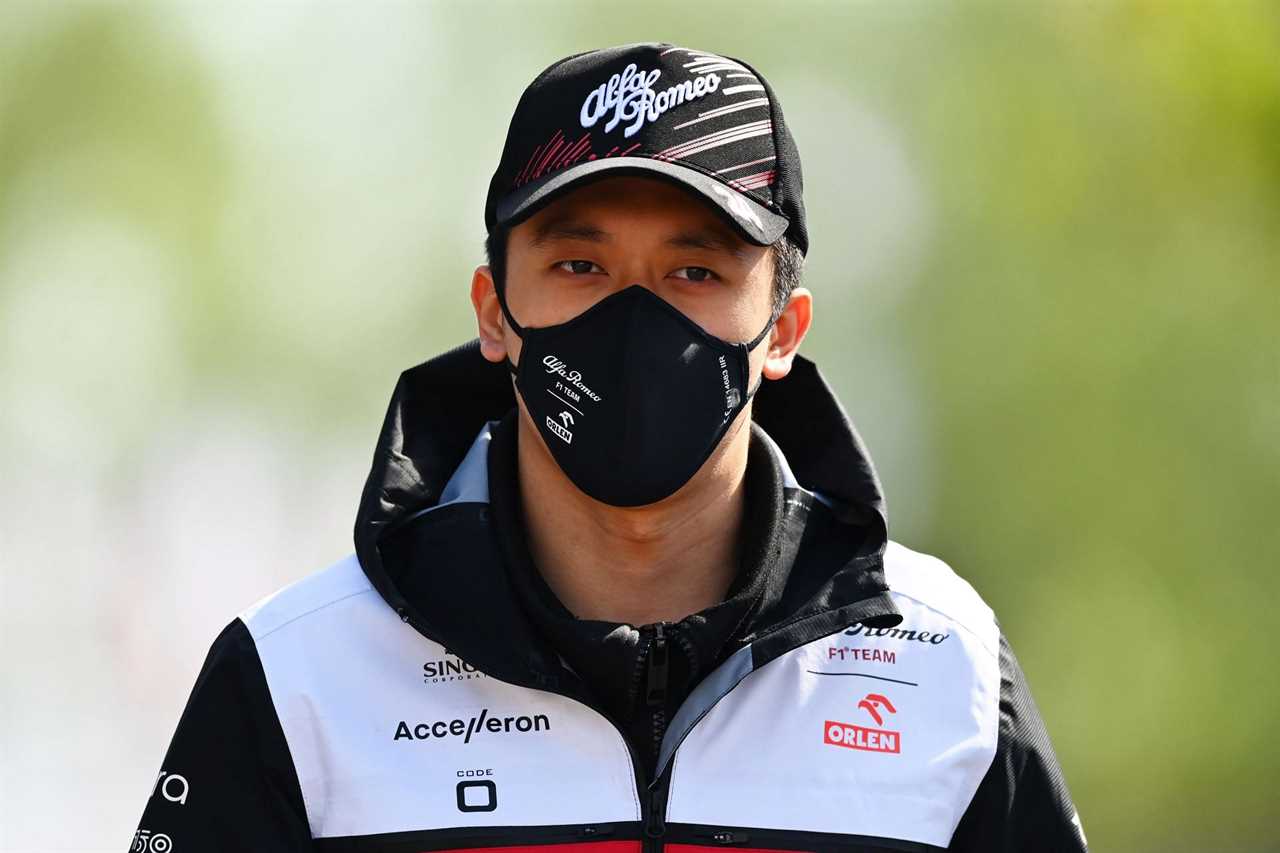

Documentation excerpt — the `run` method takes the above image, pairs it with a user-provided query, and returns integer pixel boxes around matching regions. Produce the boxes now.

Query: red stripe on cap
[516,129,568,187]
[516,140,546,185]
[672,98,769,131]
[532,133,567,180]
[728,169,776,190]
[716,156,776,175]
[658,124,773,162]
[655,120,772,159]
[571,135,596,164]
[553,134,592,171]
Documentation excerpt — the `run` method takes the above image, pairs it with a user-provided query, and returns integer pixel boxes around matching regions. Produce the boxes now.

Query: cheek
[703,289,775,345]
[503,269,612,329]
[503,321,524,366]
[713,266,775,343]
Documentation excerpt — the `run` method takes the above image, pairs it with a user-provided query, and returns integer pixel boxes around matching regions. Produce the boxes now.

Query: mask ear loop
[742,300,786,400]
[492,279,527,377]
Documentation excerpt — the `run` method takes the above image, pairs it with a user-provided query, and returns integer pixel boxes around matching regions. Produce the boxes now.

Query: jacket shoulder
[882,540,999,660]
[130,617,313,850]
[237,553,376,643]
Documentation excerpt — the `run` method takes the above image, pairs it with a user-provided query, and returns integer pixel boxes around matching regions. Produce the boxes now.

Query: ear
[762,287,812,381]
[471,265,509,364]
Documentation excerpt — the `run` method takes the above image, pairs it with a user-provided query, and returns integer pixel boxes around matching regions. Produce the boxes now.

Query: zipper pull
[646,624,669,707]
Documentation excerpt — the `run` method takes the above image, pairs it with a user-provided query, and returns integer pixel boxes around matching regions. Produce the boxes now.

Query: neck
[516,406,753,625]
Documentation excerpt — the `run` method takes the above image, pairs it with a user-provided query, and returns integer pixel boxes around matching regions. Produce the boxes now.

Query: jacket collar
[354,340,897,686]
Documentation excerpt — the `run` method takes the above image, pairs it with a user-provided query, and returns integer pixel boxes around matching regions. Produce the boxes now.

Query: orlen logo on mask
[824,693,901,755]
[546,415,573,445]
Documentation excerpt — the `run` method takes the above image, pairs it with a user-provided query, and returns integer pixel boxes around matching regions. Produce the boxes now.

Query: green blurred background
[1,2,1276,850]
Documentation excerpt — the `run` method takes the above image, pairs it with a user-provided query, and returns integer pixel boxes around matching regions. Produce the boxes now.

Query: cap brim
[494,157,789,245]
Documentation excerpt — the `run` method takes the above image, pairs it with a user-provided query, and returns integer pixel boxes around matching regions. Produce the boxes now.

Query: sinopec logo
[424,650,487,685]
[824,693,901,755]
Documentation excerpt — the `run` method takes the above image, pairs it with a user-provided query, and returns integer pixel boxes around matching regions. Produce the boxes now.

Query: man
[130,43,1086,852]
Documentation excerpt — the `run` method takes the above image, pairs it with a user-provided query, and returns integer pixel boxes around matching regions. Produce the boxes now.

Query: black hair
[484,226,805,316]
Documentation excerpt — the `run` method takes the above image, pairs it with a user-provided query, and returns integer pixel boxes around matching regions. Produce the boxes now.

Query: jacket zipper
[644,770,670,853]
[398,604,661,837]
[643,624,671,853]
[398,603,892,852]
[645,623,670,764]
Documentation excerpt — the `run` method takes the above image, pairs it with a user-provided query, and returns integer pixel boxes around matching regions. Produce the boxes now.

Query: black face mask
[496,283,776,507]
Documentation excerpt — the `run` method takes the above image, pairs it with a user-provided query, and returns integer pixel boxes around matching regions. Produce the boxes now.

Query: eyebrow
[664,228,749,260]
[528,219,610,248]
[527,219,750,261]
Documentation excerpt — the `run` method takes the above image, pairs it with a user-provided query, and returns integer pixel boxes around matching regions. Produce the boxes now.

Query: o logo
[456,779,497,813]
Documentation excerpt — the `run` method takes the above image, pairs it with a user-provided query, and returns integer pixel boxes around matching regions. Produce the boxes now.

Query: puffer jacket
[128,342,1087,852]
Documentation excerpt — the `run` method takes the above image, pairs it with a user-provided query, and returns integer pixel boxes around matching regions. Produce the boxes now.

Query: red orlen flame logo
[824,692,902,755]
[857,693,897,727]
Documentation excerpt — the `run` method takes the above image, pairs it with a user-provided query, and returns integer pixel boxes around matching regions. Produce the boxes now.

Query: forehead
[513,175,753,249]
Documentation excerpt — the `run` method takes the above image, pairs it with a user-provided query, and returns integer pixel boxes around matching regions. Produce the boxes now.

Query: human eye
[554,259,605,275]
[670,266,719,283]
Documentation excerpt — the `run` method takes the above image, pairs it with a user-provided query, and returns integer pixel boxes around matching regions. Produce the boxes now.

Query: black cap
[485,43,808,254]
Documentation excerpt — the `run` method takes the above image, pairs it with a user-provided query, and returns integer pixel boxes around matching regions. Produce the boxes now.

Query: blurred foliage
[909,6,1280,844]
[2,1,1277,850]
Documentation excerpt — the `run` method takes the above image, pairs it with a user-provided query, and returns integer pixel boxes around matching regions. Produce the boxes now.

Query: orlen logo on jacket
[824,693,901,755]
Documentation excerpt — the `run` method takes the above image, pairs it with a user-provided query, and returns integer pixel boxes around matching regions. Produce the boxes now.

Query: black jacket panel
[128,618,311,852]
[948,633,1087,852]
